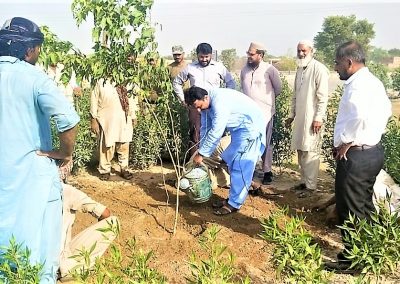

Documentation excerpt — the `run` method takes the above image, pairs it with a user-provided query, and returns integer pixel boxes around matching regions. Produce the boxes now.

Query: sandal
[249,185,261,196]
[213,204,238,216]
[212,198,228,209]
[99,173,110,181]
[120,170,133,180]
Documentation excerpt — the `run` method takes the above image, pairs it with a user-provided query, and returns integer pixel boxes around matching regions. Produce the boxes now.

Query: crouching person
[59,183,118,281]
[184,86,266,215]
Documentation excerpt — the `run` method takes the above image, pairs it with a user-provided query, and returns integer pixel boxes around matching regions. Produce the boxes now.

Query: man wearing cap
[241,42,282,185]
[173,43,235,157]
[285,40,329,198]
[0,17,79,283]
[168,45,187,81]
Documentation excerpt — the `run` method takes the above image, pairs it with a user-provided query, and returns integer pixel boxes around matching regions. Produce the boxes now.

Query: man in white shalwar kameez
[286,40,329,197]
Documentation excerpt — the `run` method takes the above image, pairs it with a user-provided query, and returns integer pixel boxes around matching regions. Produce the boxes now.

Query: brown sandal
[213,204,238,216]
[212,198,228,209]
[99,173,110,181]
[120,170,133,180]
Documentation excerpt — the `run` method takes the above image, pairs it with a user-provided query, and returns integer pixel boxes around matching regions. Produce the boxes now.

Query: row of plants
[0,225,250,284]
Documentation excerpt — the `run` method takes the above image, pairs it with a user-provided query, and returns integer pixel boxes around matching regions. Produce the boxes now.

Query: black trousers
[335,144,384,229]
[188,106,201,157]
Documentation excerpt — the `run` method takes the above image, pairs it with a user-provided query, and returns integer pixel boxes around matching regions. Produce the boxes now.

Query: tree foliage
[368,62,391,90]
[314,15,375,68]
[392,67,400,93]
[220,48,237,71]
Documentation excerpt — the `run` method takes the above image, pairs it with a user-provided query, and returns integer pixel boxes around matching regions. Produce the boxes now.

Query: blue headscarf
[0,17,44,60]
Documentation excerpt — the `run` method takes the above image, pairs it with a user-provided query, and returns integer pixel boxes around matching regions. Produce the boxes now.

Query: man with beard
[241,42,282,185]
[173,43,235,157]
[324,41,391,271]
[285,40,329,198]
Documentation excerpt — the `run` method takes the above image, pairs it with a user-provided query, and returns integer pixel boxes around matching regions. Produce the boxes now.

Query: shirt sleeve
[172,66,189,102]
[198,98,229,157]
[313,65,329,122]
[36,77,79,133]
[90,82,100,119]
[268,66,282,96]
[221,66,236,90]
[65,184,107,219]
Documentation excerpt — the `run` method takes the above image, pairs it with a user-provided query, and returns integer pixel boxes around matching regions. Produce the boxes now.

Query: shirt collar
[344,66,368,85]
[0,56,20,64]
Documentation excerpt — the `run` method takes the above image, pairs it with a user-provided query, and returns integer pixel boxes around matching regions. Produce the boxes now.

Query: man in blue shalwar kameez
[184,86,266,215]
[0,17,79,283]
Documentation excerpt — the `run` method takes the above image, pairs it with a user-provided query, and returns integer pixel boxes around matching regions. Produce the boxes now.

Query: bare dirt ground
[67,163,362,284]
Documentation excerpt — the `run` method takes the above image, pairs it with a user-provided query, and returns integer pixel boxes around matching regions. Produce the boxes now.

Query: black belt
[350,143,380,151]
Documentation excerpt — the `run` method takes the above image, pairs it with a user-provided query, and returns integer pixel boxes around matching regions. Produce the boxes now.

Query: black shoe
[262,171,273,185]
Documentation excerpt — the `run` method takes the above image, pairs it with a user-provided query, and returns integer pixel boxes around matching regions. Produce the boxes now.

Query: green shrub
[260,207,331,283]
[391,67,400,94]
[368,62,391,90]
[321,85,342,177]
[339,202,400,282]
[272,76,294,170]
[72,90,97,171]
[0,237,43,283]
[187,225,250,284]
[382,117,400,184]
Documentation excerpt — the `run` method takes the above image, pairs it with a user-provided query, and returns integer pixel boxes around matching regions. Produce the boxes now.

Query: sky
[0,0,399,57]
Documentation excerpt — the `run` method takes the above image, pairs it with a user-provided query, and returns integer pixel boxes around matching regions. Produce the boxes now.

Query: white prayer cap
[248,42,266,52]
[298,39,314,49]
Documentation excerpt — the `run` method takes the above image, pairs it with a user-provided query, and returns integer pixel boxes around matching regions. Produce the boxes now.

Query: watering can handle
[184,160,209,174]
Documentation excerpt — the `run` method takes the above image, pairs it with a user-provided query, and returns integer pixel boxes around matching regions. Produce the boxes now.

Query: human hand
[312,121,322,134]
[91,118,100,136]
[335,143,353,161]
[73,87,82,97]
[285,117,294,128]
[36,150,73,179]
[193,153,203,165]
[132,119,137,127]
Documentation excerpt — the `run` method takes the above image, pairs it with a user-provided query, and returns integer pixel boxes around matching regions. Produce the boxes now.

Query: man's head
[334,41,366,81]
[296,40,314,68]
[0,17,44,65]
[172,45,184,64]
[246,42,265,68]
[184,86,210,111]
[196,43,212,67]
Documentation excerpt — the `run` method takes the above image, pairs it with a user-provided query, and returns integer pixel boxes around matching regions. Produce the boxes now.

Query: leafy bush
[320,85,342,176]
[339,202,400,282]
[368,62,391,90]
[391,67,400,94]
[260,207,331,283]
[272,76,294,170]
[72,90,97,171]
[382,117,400,184]
[0,237,43,283]
[187,225,250,284]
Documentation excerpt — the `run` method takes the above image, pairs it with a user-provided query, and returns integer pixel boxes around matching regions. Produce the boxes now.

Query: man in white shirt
[327,40,392,271]
[173,43,235,157]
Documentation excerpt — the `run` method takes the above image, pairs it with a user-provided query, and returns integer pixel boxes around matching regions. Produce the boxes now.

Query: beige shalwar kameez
[90,79,138,174]
[289,58,329,189]
[60,183,118,278]
[241,61,282,172]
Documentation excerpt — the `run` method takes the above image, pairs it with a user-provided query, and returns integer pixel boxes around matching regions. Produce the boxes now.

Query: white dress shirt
[172,60,235,102]
[334,67,392,147]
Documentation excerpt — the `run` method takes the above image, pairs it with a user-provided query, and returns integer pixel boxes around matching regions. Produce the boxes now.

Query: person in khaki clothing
[59,183,118,281]
[90,79,137,180]
[168,45,187,81]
